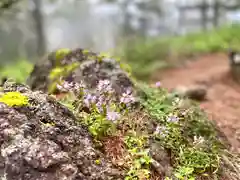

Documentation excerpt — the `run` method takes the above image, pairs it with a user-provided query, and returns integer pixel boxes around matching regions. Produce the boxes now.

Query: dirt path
[151,53,240,153]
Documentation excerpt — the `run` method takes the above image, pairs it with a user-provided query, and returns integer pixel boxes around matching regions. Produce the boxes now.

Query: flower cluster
[154,125,169,137]
[57,80,85,94]
[120,88,136,107]
[167,114,179,123]
[58,79,136,123]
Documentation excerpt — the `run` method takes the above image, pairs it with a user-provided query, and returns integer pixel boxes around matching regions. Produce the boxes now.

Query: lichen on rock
[0,82,123,180]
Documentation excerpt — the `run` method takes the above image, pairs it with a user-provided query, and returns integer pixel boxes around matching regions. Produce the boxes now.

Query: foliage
[55,74,238,179]
[0,59,33,83]
[0,91,29,107]
[138,83,224,179]
[124,132,152,180]
[48,48,240,179]
[122,24,240,80]
[2,48,236,179]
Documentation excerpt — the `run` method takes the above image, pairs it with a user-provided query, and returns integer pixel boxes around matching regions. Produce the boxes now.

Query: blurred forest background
[0,0,240,82]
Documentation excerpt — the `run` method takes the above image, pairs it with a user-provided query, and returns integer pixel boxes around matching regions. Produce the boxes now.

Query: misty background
[0,0,239,65]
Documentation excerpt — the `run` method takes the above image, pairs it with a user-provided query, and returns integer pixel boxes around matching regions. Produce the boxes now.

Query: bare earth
[151,53,240,153]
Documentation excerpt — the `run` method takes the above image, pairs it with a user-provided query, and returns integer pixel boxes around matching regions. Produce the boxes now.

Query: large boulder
[27,48,134,96]
[0,82,123,180]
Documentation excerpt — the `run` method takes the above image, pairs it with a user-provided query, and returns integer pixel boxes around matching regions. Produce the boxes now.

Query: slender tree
[32,0,46,57]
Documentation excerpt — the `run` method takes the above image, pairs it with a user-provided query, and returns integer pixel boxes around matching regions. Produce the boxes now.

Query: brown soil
[151,53,240,153]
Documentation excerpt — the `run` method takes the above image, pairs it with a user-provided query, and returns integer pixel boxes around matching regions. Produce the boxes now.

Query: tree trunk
[213,0,220,28]
[200,0,208,31]
[32,0,46,57]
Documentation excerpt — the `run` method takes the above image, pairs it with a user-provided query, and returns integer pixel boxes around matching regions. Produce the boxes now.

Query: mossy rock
[27,48,134,95]
[24,48,240,180]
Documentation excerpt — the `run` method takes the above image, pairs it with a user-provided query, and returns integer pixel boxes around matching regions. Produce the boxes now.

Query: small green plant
[124,133,152,180]
[84,112,116,138]
[174,166,195,180]
[0,91,29,107]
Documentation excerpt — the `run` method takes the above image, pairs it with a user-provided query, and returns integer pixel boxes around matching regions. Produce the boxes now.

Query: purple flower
[155,81,161,88]
[57,81,72,92]
[167,115,179,123]
[120,89,135,106]
[154,125,168,137]
[96,101,103,112]
[57,81,85,93]
[106,111,121,121]
[74,81,85,90]
[83,94,94,107]
[97,80,113,93]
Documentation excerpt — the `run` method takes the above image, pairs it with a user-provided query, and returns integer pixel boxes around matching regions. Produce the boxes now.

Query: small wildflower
[97,79,113,93]
[83,94,94,107]
[74,81,85,91]
[57,81,83,93]
[120,89,135,106]
[167,115,179,123]
[106,111,121,122]
[96,101,103,112]
[193,136,205,146]
[155,81,161,88]
[154,125,168,137]
[63,81,74,90]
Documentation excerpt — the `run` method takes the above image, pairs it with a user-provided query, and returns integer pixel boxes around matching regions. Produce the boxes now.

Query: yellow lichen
[95,159,101,165]
[0,92,29,107]
[42,122,56,127]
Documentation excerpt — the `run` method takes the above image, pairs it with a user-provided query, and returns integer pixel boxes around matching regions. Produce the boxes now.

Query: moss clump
[0,91,29,107]
[55,48,71,62]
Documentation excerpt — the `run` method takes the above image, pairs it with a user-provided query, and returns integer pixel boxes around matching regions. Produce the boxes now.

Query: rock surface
[0,82,123,180]
[27,48,134,96]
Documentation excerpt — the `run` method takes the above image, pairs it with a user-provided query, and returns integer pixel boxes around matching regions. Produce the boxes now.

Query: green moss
[120,62,132,75]
[55,48,71,61]
[0,91,29,107]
